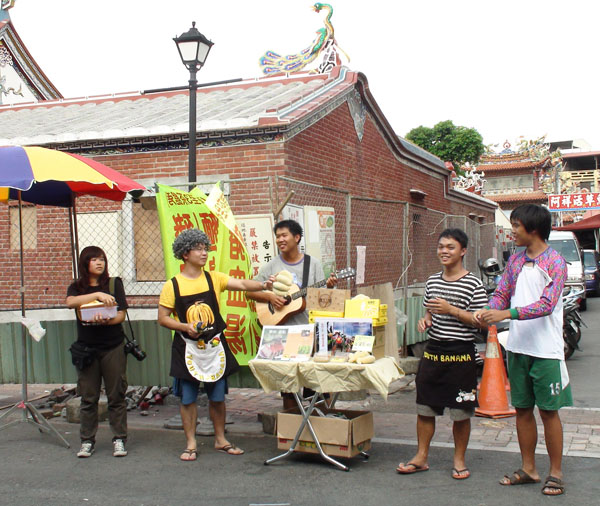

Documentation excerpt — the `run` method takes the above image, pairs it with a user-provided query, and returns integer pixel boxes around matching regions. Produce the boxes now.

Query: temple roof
[477,152,549,172]
[0,13,61,102]
[0,68,351,142]
[0,66,446,173]
[485,190,547,204]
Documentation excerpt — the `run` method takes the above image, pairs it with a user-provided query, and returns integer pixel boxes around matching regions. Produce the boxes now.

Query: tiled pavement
[225,377,600,459]
[1,377,599,459]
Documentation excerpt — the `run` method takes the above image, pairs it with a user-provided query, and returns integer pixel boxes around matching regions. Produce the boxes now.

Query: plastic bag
[21,317,46,342]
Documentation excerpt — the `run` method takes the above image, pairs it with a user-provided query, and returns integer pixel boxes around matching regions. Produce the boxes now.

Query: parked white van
[548,230,586,310]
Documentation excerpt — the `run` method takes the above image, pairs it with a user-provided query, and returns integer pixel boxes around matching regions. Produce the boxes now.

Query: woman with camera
[66,246,129,458]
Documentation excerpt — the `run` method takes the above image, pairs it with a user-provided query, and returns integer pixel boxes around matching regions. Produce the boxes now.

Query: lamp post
[174,22,214,187]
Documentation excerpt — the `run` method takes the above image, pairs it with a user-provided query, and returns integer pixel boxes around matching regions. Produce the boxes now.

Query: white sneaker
[113,438,127,457]
[77,441,94,458]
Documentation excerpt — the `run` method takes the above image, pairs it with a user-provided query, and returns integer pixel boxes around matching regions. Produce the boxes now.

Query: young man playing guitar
[246,219,337,409]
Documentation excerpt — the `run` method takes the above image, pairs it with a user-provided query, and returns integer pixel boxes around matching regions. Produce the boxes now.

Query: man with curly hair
[158,228,274,461]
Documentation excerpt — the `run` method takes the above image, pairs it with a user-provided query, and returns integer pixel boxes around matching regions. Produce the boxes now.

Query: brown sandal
[452,468,470,480]
[215,444,244,455]
[499,468,540,485]
[396,462,429,474]
[542,476,565,496]
[180,449,198,461]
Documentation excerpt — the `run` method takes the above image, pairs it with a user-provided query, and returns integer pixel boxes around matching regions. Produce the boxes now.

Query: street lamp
[174,22,214,187]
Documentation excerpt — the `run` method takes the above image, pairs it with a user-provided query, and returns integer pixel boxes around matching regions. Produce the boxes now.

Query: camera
[124,338,147,361]
[195,321,214,334]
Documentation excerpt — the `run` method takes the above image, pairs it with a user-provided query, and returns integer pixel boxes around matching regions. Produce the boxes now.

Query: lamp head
[174,22,214,71]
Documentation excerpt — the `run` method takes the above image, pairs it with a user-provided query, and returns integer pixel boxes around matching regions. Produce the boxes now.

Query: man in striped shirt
[397,228,487,480]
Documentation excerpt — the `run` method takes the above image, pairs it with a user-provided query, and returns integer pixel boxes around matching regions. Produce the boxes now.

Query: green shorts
[507,352,573,411]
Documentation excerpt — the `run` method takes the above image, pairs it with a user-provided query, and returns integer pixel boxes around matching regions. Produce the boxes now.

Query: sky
[8,0,600,150]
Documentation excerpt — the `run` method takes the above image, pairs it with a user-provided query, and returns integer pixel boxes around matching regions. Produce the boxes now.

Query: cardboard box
[308,310,344,323]
[345,298,380,319]
[373,316,388,326]
[372,326,386,359]
[78,304,117,322]
[355,282,399,364]
[306,288,350,313]
[277,407,374,458]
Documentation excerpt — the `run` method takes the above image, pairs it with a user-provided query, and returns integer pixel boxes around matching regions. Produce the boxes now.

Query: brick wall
[0,102,493,310]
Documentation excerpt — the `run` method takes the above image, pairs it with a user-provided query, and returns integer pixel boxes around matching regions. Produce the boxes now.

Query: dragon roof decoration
[259,3,349,76]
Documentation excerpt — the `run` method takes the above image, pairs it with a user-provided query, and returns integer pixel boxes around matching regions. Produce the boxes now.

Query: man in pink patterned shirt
[476,204,570,496]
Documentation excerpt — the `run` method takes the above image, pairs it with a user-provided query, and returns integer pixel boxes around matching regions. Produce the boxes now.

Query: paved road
[565,295,600,408]
[1,297,599,504]
[1,423,599,506]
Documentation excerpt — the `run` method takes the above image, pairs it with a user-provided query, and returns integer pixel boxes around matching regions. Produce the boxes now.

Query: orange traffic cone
[477,334,511,392]
[475,325,516,418]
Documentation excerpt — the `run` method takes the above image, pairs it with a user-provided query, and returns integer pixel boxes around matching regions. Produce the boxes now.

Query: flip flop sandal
[542,475,565,496]
[216,444,244,455]
[396,462,429,474]
[180,449,198,461]
[452,468,470,480]
[499,468,540,485]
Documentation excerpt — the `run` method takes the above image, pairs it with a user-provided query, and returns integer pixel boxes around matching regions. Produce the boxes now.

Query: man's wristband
[261,281,267,291]
[509,308,519,320]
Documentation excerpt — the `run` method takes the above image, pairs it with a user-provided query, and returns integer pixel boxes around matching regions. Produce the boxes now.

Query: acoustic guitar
[255,268,356,326]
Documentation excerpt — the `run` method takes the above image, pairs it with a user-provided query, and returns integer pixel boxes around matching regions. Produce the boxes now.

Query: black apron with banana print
[169,271,240,383]
[416,339,478,409]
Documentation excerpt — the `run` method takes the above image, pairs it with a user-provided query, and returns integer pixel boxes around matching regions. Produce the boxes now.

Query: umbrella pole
[18,192,27,410]
[0,193,70,448]
[72,196,80,277]
[68,207,78,278]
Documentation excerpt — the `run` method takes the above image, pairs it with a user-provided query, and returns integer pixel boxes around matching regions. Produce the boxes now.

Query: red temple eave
[478,160,547,171]
[486,191,547,203]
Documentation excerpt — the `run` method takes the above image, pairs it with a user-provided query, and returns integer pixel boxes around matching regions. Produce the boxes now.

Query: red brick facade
[0,73,495,310]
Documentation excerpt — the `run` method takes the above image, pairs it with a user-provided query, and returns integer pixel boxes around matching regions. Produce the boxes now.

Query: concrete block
[259,411,278,435]
[65,396,108,424]
[397,356,420,375]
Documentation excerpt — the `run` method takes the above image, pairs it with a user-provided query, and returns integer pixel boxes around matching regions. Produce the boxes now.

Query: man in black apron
[158,229,274,461]
[396,229,487,480]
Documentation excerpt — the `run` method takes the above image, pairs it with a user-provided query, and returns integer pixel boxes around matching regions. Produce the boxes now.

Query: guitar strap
[302,254,311,288]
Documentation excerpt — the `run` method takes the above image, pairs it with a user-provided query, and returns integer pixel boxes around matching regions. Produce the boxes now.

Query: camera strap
[124,311,135,344]
[108,277,135,344]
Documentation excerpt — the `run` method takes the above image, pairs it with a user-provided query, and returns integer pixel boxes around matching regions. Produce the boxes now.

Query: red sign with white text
[548,193,600,212]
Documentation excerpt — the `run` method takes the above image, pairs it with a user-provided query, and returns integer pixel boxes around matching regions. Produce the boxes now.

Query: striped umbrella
[0,144,147,447]
[0,145,145,206]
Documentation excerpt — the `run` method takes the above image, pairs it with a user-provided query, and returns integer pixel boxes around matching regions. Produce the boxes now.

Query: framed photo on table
[256,324,314,361]
[314,318,373,358]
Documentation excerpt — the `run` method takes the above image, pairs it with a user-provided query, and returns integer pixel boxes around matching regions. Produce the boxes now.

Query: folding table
[248,357,403,471]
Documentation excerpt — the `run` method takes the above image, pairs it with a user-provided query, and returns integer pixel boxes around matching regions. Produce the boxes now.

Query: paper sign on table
[352,335,375,352]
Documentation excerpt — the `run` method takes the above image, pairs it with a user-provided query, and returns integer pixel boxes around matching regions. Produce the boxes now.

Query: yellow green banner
[156,183,262,365]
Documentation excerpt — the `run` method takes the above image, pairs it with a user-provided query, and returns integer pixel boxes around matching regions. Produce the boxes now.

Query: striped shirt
[424,271,488,342]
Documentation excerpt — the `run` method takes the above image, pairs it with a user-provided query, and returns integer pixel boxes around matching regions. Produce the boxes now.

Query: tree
[405,120,485,172]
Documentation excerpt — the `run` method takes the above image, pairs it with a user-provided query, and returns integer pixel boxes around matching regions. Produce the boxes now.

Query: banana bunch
[272,270,293,297]
[348,351,376,364]
[186,302,214,330]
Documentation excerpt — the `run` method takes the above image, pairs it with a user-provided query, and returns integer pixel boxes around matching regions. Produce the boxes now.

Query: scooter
[478,258,503,297]
[475,258,509,371]
[563,289,586,360]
